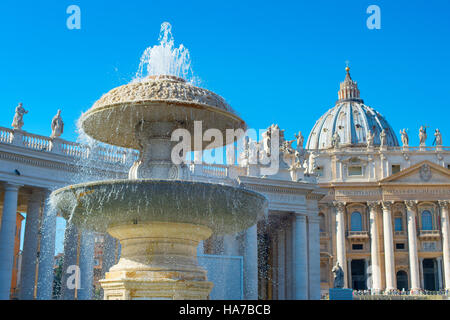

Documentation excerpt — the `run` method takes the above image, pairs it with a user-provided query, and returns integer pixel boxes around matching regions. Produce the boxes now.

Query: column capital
[367,201,380,211]
[3,182,22,191]
[332,201,346,213]
[381,201,394,211]
[438,200,449,210]
[308,215,321,224]
[294,213,307,222]
[404,200,418,211]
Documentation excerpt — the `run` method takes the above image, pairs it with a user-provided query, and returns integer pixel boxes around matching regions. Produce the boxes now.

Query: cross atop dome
[338,65,362,103]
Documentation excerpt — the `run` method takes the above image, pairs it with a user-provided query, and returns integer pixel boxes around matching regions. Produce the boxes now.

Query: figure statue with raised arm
[295,131,304,151]
[434,128,442,146]
[400,129,409,147]
[332,262,344,288]
[419,125,427,146]
[11,102,28,130]
[50,109,64,138]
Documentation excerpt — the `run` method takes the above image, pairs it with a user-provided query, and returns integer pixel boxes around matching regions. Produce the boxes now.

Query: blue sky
[3,1,449,253]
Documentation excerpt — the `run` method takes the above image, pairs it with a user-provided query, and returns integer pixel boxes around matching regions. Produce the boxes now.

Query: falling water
[133,22,199,84]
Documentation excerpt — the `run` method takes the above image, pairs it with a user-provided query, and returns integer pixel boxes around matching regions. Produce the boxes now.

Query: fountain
[50,22,267,300]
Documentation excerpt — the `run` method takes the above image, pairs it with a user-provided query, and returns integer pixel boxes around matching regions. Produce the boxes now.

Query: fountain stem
[100,222,213,300]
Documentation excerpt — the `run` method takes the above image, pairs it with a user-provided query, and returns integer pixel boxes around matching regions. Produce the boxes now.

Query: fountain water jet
[51,22,267,300]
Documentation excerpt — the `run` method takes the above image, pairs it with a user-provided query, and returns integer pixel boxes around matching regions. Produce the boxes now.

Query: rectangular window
[348,166,362,176]
[422,242,437,251]
[352,244,363,250]
[395,243,405,250]
[391,165,401,175]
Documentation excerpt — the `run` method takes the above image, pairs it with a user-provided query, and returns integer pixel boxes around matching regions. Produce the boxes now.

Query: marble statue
[11,102,28,130]
[380,129,387,147]
[434,128,442,146]
[307,151,317,174]
[295,131,304,151]
[366,130,374,148]
[50,109,64,138]
[400,129,409,147]
[419,125,427,146]
[332,262,344,288]
[331,132,341,149]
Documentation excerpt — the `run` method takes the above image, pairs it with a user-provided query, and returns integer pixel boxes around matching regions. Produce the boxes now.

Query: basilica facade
[306,68,450,294]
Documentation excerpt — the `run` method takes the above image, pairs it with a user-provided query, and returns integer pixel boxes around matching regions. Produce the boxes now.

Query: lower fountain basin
[51,179,267,235]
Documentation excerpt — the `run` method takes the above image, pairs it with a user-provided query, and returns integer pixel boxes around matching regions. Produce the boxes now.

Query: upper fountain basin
[50,179,267,235]
[80,76,247,150]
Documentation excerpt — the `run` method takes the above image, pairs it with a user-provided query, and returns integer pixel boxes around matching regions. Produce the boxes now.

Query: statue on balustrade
[332,262,344,288]
[295,131,304,151]
[379,129,387,147]
[434,128,442,146]
[50,109,64,138]
[11,102,28,130]
[419,125,427,146]
[400,128,409,147]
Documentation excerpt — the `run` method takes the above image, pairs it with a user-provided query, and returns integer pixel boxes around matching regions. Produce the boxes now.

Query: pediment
[381,160,450,184]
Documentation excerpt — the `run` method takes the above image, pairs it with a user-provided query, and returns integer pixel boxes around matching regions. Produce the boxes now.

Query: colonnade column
[36,191,57,300]
[405,200,421,293]
[438,200,450,290]
[243,224,258,299]
[277,228,286,300]
[60,223,80,299]
[308,216,320,300]
[19,189,44,299]
[77,230,95,300]
[367,201,382,293]
[332,201,347,288]
[293,213,308,299]
[381,201,396,292]
[0,183,21,300]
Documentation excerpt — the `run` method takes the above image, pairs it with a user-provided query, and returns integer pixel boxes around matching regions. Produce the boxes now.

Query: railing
[22,132,51,151]
[0,127,13,144]
[0,126,139,166]
[394,231,407,237]
[346,231,369,238]
[352,289,449,300]
[201,164,228,178]
[419,230,441,238]
[321,145,450,153]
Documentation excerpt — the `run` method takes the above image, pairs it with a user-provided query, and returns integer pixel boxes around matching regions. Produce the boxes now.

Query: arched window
[351,211,362,231]
[394,213,403,231]
[319,213,326,232]
[421,210,433,230]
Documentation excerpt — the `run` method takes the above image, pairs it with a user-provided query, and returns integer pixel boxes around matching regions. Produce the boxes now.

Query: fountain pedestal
[100,222,213,300]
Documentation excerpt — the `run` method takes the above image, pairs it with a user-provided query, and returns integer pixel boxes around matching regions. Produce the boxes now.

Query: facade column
[367,201,382,293]
[438,200,450,290]
[332,201,347,288]
[381,201,396,292]
[0,183,21,300]
[308,216,320,300]
[293,213,308,299]
[243,224,258,299]
[436,257,443,290]
[405,200,421,293]
[277,228,286,300]
[224,234,240,256]
[19,189,43,300]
